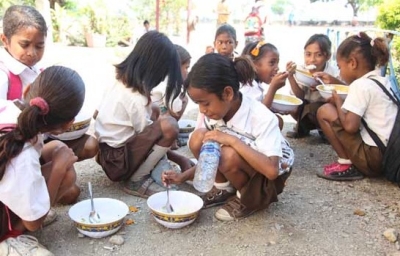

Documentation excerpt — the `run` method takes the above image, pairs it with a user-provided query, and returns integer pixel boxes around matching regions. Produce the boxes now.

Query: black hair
[337,31,389,70]
[143,20,149,25]
[2,5,47,39]
[241,41,278,62]
[215,24,237,42]
[185,53,255,99]
[0,66,85,179]
[115,31,182,109]
[175,44,191,65]
[304,34,332,58]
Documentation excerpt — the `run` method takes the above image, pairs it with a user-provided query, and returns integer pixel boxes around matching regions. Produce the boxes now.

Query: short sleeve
[342,79,369,117]
[0,142,50,221]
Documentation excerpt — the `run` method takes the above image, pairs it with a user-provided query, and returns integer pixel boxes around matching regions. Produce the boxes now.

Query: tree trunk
[35,0,53,44]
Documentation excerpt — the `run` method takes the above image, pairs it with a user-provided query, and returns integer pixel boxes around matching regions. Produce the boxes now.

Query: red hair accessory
[29,97,49,115]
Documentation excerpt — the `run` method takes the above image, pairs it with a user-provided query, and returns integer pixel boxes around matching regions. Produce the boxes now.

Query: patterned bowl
[272,94,303,112]
[147,191,203,229]
[178,119,196,134]
[68,198,129,238]
[316,84,349,100]
[49,108,92,141]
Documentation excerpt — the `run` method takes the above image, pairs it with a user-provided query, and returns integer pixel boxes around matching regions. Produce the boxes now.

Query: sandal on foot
[215,196,258,221]
[42,208,57,227]
[122,175,164,198]
[201,186,236,209]
[317,164,364,181]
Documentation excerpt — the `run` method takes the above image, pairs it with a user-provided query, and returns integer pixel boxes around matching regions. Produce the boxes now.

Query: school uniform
[0,48,41,100]
[0,100,49,239]
[95,82,163,181]
[333,71,397,176]
[292,63,339,133]
[199,94,294,210]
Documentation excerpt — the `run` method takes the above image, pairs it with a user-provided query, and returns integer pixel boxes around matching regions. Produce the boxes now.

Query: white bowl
[49,108,93,141]
[316,84,349,100]
[178,119,196,133]
[68,198,129,238]
[272,94,303,112]
[147,191,203,229]
[295,69,318,87]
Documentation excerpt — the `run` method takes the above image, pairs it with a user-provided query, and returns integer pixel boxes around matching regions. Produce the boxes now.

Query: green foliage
[271,0,291,15]
[309,0,383,16]
[377,0,400,30]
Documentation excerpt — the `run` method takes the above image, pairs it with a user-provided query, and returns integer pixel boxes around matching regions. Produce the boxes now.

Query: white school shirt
[293,63,339,103]
[0,101,49,221]
[342,71,397,147]
[94,81,152,148]
[197,95,294,174]
[0,48,41,100]
[239,80,270,102]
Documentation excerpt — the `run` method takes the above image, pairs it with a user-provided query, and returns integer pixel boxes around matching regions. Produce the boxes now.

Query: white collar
[0,48,39,75]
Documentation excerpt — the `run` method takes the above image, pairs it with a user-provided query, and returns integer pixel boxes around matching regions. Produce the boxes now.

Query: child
[241,40,289,130]
[95,31,184,198]
[0,5,98,162]
[205,24,238,59]
[286,34,341,138]
[316,32,396,181]
[0,5,46,100]
[163,53,294,221]
[0,66,85,255]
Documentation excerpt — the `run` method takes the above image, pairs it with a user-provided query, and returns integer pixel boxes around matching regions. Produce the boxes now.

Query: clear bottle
[193,141,221,193]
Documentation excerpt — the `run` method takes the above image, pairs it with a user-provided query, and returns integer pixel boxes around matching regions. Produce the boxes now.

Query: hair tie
[370,38,375,47]
[30,97,49,115]
[250,41,266,57]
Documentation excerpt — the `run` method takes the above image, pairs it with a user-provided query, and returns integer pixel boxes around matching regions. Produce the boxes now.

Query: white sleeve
[254,112,282,157]
[0,146,50,221]
[342,79,369,117]
[0,70,8,100]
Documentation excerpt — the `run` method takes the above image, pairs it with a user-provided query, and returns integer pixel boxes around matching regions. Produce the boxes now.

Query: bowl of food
[295,68,318,87]
[49,108,93,141]
[178,119,196,134]
[271,94,303,113]
[147,191,203,229]
[68,198,129,238]
[316,84,349,100]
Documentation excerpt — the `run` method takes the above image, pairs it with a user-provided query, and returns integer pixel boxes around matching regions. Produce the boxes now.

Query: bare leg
[317,103,348,158]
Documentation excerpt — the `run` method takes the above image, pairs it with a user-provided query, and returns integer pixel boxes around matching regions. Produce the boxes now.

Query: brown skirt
[296,101,324,132]
[240,169,292,211]
[96,121,162,182]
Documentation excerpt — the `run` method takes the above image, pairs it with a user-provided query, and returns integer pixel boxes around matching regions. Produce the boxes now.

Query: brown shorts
[332,119,382,177]
[297,101,324,131]
[96,121,163,182]
[240,169,292,211]
[45,134,91,157]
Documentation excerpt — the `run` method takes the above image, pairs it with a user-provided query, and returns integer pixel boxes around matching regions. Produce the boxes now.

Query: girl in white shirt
[163,54,294,221]
[240,41,289,130]
[0,5,47,100]
[0,66,85,254]
[95,31,184,198]
[316,32,396,181]
[286,34,342,138]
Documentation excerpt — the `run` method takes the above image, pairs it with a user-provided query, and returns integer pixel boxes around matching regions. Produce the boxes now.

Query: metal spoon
[164,181,174,213]
[88,182,101,223]
[316,77,327,86]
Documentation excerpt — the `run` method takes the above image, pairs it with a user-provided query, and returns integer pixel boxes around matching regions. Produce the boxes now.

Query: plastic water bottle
[193,141,221,193]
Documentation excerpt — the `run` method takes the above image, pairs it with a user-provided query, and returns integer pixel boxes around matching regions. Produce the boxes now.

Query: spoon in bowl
[164,181,174,213]
[88,182,101,223]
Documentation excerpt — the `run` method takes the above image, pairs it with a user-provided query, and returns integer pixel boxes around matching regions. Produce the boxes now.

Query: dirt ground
[32,115,400,256]
[27,24,400,256]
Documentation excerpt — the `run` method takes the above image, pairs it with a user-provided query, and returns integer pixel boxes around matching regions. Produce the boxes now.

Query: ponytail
[233,55,256,86]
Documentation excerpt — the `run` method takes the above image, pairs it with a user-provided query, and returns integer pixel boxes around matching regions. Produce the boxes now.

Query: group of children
[0,4,397,255]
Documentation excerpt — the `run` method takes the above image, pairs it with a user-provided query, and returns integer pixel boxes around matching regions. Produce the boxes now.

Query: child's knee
[81,136,99,160]
[188,128,207,155]
[159,116,179,140]
[219,147,240,173]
